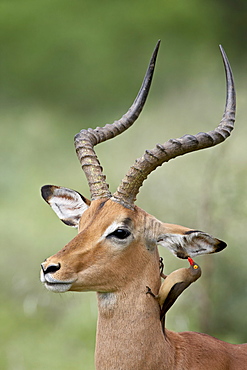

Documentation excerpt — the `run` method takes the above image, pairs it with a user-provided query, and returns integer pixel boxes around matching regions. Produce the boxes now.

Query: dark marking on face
[122,217,132,227]
[98,200,108,210]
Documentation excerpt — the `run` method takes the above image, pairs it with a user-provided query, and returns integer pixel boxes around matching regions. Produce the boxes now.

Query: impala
[40,41,247,369]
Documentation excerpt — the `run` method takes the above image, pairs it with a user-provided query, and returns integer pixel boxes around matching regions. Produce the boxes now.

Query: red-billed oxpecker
[147,257,201,330]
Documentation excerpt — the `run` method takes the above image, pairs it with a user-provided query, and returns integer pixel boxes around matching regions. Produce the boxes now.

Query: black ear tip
[215,239,227,253]
[41,185,54,202]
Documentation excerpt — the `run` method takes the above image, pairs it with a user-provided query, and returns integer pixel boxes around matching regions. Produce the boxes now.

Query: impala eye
[108,228,131,240]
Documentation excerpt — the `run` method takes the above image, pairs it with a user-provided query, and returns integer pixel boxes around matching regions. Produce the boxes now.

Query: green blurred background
[1,0,247,369]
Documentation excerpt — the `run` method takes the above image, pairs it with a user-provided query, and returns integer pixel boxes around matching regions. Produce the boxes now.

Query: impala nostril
[42,263,61,274]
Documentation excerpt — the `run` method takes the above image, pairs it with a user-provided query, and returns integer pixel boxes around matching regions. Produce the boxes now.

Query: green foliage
[1,1,247,368]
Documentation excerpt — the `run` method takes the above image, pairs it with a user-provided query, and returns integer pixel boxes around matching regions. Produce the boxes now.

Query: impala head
[40,41,235,294]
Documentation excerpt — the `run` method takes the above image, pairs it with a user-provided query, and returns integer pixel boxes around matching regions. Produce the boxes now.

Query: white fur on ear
[157,231,226,259]
[41,185,90,227]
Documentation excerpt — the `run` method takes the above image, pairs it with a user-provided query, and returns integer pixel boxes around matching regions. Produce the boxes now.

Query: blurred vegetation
[1,0,247,369]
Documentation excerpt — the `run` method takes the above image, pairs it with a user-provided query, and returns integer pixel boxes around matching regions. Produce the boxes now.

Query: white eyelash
[99,221,121,241]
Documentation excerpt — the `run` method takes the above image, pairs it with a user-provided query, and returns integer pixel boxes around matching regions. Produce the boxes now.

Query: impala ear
[41,185,90,227]
[157,223,227,259]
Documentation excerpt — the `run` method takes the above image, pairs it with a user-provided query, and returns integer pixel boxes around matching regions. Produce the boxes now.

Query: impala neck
[95,249,175,370]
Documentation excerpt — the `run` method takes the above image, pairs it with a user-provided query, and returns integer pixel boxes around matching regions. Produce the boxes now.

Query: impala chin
[44,281,73,293]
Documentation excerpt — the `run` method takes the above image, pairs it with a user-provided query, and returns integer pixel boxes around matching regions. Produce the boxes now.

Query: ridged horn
[74,40,160,200]
[112,45,236,208]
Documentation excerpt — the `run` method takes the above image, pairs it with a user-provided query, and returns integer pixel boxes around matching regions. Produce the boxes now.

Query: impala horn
[74,40,161,200]
[112,45,236,208]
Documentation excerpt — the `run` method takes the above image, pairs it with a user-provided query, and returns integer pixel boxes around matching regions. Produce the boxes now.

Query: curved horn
[74,40,160,200]
[112,45,236,208]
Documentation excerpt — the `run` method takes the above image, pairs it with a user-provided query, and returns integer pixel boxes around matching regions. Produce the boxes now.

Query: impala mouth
[40,269,75,293]
[44,282,73,293]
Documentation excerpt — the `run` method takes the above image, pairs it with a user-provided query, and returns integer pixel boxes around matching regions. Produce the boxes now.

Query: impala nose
[41,262,61,274]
